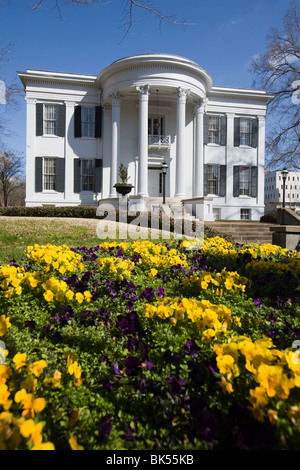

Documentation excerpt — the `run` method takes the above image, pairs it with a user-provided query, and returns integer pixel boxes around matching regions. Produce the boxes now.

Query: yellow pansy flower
[43,290,54,302]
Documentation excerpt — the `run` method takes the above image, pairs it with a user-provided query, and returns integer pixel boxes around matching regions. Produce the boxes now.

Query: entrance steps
[204,221,277,244]
[143,199,276,245]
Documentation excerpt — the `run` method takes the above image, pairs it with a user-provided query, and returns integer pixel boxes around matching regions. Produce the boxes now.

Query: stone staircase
[204,221,277,244]
[145,198,277,244]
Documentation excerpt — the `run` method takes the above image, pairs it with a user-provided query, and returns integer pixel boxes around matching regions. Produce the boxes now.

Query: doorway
[148,168,162,197]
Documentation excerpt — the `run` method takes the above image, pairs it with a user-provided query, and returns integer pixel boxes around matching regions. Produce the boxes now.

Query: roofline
[209,85,274,102]
[17,69,98,88]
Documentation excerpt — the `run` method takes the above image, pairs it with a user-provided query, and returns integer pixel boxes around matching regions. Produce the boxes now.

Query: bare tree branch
[30,0,190,30]
[250,1,300,169]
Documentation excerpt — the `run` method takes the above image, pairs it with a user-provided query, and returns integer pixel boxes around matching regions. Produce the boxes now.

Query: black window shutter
[74,159,81,193]
[203,114,209,145]
[36,104,43,136]
[233,165,240,197]
[251,166,258,197]
[203,164,208,196]
[56,158,65,192]
[95,106,102,138]
[234,118,240,147]
[57,104,66,137]
[251,118,258,148]
[74,106,82,138]
[94,159,103,192]
[35,157,43,192]
[219,165,226,196]
[220,116,227,146]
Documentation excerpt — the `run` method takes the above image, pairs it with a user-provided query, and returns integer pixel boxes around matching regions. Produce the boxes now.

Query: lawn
[0,216,300,450]
[0,217,103,264]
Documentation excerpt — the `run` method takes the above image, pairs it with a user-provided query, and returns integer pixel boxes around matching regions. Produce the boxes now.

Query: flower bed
[0,236,299,450]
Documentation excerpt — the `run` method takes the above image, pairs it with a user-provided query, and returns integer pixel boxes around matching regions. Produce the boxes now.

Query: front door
[148,168,162,197]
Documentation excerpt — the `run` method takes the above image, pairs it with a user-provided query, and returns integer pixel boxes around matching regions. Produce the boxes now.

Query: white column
[64,101,75,202]
[257,115,266,207]
[110,92,121,197]
[137,85,150,197]
[175,87,189,197]
[102,104,112,198]
[25,97,36,205]
[226,113,235,204]
[194,100,204,197]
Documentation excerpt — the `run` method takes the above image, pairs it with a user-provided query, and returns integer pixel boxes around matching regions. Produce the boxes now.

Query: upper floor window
[148,116,164,136]
[44,105,58,135]
[234,117,258,148]
[74,105,102,138]
[81,107,96,138]
[208,116,220,144]
[36,103,66,137]
[204,114,226,146]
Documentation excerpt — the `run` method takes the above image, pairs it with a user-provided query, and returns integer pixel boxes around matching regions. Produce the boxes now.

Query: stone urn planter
[114,183,134,196]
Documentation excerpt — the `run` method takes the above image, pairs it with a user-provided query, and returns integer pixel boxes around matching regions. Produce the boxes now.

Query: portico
[98,54,212,203]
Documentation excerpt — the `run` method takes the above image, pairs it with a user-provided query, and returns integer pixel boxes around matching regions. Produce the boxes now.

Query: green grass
[0,217,102,264]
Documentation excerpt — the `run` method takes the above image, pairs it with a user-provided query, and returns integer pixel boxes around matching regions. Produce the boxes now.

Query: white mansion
[18,53,273,220]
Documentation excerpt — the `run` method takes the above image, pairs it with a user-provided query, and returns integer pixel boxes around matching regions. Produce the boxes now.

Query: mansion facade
[18,53,273,220]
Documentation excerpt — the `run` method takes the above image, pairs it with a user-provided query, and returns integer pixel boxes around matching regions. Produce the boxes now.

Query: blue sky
[0,0,292,157]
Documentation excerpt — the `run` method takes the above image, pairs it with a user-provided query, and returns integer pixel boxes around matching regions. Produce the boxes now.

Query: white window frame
[43,104,58,136]
[43,157,56,191]
[81,107,96,138]
[148,115,165,137]
[208,116,221,144]
[81,159,94,191]
[239,166,251,196]
[207,164,220,195]
[239,118,252,146]
[240,208,251,220]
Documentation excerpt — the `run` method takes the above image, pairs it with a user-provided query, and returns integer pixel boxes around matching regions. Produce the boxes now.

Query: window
[239,166,251,196]
[148,116,164,136]
[208,116,220,144]
[43,157,56,190]
[213,208,221,220]
[240,208,251,220]
[239,118,251,146]
[207,164,220,194]
[81,160,94,191]
[234,117,258,147]
[35,157,65,193]
[81,107,96,137]
[44,105,58,135]
[204,164,226,197]
[36,103,65,137]
[74,106,102,138]
[233,166,257,198]
[204,115,226,146]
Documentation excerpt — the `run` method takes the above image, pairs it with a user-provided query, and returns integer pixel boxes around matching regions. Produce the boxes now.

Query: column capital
[110,91,122,106]
[177,87,190,104]
[136,84,150,97]
[193,99,205,114]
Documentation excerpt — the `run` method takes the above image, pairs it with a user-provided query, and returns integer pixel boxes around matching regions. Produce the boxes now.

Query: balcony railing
[148,134,171,149]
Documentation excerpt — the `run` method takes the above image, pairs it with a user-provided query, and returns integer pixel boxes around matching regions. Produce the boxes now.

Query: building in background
[18,53,273,220]
[264,170,300,214]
